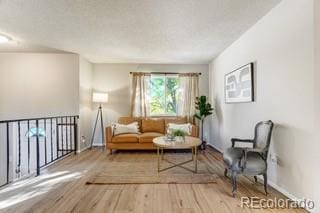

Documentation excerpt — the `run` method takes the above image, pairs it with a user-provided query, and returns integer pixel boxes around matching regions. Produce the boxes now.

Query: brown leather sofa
[106,116,198,153]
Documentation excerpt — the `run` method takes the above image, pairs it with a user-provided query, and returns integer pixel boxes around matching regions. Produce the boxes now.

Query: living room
[0,0,319,212]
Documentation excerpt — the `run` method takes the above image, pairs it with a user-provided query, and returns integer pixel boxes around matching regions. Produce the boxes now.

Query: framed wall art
[225,63,254,103]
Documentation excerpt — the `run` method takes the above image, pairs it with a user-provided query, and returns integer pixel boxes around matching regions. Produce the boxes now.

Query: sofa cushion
[118,117,142,129]
[141,118,165,133]
[167,123,192,135]
[139,132,163,143]
[164,117,187,132]
[164,117,187,126]
[111,133,139,143]
[223,147,266,174]
[112,122,140,136]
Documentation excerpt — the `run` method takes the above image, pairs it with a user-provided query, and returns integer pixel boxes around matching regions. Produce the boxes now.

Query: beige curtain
[130,72,151,117]
[177,73,199,123]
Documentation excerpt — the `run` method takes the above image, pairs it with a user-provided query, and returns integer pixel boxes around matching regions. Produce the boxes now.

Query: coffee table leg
[157,147,160,172]
[194,146,198,173]
[161,148,164,160]
[192,147,194,160]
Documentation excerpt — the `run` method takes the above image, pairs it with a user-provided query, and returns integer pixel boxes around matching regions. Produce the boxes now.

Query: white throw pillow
[167,123,192,135]
[112,122,140,136]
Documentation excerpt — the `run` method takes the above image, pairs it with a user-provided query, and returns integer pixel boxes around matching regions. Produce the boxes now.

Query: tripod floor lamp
[90,92,108,148]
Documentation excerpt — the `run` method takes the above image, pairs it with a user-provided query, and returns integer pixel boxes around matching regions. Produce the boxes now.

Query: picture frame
[225,63,254,103]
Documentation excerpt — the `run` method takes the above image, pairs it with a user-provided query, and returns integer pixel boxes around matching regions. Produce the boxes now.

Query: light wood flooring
[0,147,305,213]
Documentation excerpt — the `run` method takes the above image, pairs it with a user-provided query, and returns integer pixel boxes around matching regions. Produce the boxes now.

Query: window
[149,74,180,116]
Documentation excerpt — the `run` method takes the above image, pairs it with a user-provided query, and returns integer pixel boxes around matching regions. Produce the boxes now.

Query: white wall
[314,0,320,208]
[209,0,318,209]
[91,63,210,145]
[0,53,81,184]
[0,53,80,120]
[79,57,93,150]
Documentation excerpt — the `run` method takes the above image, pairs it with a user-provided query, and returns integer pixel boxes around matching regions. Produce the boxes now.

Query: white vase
[175,136,185,142]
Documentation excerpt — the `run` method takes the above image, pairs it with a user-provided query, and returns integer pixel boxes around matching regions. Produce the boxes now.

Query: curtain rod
[129,72,201,75]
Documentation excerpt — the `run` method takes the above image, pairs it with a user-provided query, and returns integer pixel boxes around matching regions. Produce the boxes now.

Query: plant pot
[175,136,185,142]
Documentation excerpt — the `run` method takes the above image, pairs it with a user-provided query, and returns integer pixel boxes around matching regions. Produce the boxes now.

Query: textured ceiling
[0,0,281,63]
[0,41,68,53]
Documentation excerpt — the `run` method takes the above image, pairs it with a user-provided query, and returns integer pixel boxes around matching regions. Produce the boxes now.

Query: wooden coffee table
[153,136,202,173]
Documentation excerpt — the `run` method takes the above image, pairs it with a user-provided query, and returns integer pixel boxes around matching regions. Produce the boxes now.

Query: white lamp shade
[92,92,108,103]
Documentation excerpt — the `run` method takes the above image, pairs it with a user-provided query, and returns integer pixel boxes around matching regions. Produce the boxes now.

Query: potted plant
[171,129,187,142]
[194,96,214,150]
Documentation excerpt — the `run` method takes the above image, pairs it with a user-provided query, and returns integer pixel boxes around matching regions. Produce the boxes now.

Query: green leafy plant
[194,96,214,149]
[171,129,187,137]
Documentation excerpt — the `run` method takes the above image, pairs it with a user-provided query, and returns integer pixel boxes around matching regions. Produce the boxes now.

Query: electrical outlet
[269,153,283,167]
[81,136,86,144]
[270,153,278,164]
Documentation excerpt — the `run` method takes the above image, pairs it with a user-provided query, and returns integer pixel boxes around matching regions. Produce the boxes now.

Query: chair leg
[231,171,237,197]
[224,168,228,177]
[109,149,112,155]
[254,175,258,183]
[263,173,268,195]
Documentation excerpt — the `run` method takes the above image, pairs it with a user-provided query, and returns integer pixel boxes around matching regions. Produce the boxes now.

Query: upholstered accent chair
[223,120,274,196]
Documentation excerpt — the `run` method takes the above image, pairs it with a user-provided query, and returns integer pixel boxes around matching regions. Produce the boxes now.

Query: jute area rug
[86,153,218,185]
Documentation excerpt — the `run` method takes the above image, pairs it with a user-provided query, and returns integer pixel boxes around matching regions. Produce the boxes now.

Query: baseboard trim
[207,143,223,153]
[258,177,311,211]
[263,177,300,202]
[267,179,298,200]
[77,145,91,153]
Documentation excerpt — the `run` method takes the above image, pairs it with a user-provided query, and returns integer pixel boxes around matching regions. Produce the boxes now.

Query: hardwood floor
[0,147,304,213]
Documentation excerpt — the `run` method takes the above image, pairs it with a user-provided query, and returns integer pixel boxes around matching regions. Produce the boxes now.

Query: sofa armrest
[106,126,113,145]
[190,124,199,137]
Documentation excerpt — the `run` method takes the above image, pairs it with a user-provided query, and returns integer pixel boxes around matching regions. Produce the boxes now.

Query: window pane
[165,77,179,115]
[150,76,165,115]
[150,75,180,116]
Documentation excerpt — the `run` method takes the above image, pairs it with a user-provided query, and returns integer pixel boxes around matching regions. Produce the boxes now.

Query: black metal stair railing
[0,115,79,187]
